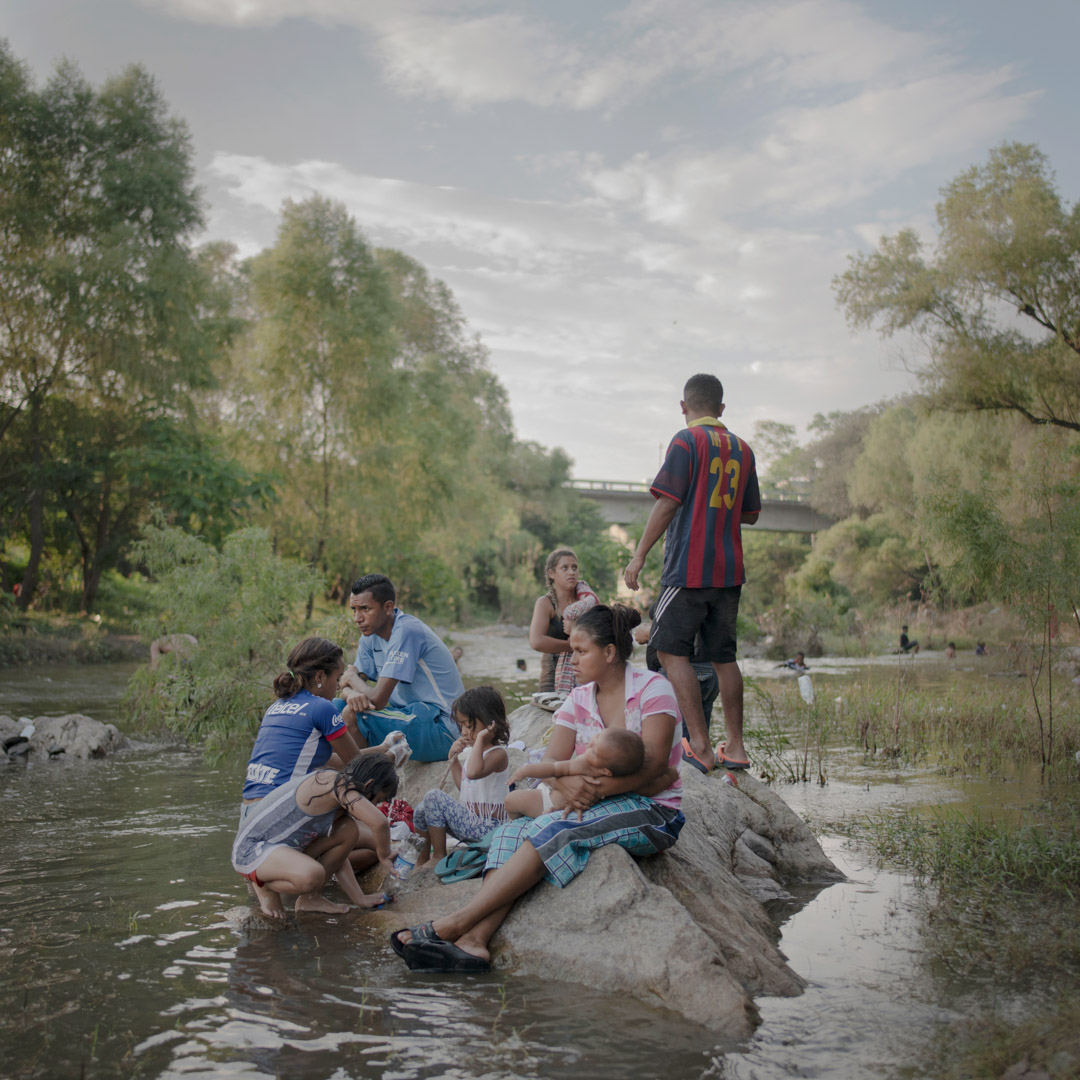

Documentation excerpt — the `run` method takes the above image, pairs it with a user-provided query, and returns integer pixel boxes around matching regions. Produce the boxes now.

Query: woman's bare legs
[397,840,546,961]
[249,846,330,919]
[293,821,356,914]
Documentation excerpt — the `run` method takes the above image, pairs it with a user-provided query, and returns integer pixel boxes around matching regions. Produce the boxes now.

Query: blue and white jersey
[355,609,464,730]
[242,690,347,800]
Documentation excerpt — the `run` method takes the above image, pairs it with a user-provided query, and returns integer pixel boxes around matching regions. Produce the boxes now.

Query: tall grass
[857,805,1080,900]
[749,673,1080,779]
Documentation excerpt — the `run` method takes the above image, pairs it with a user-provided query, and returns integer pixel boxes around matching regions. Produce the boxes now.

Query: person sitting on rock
[899,626,919,654]
[389,603,685,973]
[412,687,511,871]
[506,727,672,819]
[232,754,398,920]
[339,574,465,762]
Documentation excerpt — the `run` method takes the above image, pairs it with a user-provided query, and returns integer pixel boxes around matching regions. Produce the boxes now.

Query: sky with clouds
[4,0,1079,480]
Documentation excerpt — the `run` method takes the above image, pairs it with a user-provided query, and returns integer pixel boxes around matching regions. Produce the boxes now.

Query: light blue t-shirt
[355,609,464,731]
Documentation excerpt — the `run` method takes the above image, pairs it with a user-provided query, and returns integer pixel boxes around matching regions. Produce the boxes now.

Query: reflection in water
[0,643,1033,1078]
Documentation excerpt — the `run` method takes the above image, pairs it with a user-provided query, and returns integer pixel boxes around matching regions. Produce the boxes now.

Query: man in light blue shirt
[339,574,464,762]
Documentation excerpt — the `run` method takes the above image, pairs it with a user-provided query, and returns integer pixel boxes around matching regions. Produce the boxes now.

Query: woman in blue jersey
[242,637,362,809]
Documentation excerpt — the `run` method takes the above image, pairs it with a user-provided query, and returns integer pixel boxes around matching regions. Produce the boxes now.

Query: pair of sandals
[390,921,490,972]
[433,835,491,884]
[681,737,751,774]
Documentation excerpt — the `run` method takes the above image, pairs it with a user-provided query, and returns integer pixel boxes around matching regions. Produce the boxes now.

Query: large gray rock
[364,703,842,1036]
[0,712,127,759]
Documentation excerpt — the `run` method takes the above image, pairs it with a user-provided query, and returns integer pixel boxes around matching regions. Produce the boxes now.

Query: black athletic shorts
[649,585,742,665]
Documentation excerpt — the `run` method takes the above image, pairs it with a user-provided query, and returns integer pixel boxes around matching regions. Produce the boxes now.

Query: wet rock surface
[366,703,843,1035]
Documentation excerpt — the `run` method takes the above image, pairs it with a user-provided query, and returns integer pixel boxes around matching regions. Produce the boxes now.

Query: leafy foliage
[124,517,322,743]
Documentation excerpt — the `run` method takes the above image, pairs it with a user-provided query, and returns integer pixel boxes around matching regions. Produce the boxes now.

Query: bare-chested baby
[505,728,676,818]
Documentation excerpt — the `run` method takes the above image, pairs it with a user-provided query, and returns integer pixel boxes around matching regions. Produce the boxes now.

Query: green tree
[835,143,1080,433]
[0,43,235,608]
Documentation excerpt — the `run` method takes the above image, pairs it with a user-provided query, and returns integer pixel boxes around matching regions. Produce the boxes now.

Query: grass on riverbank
[853,801,1080,1079]
[747,671,1080,780]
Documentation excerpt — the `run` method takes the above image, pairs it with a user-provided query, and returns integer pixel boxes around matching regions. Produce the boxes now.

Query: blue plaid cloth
[485,794,684,887]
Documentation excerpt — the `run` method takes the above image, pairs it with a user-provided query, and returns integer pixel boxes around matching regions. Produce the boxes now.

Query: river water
[0,635,1037,1079]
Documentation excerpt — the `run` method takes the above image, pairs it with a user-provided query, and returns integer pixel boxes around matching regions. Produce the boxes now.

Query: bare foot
[414,858,440,872]
[252,884,287,921]
[294,894,350,914]
[353,891,390,909]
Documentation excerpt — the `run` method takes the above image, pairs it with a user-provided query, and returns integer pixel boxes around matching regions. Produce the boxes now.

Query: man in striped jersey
[624,374,761,774]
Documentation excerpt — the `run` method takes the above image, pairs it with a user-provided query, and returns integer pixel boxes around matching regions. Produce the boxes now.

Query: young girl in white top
[413,686,510,869]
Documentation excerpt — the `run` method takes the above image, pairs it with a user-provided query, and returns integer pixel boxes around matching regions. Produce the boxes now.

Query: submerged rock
[368,703,842,1037]
[221,905,289,933]
[0,713,127,759]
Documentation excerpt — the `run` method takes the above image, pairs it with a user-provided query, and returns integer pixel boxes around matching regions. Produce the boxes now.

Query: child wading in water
[506,729,648,818]
[232,755,398,920]
[413,686,510,869]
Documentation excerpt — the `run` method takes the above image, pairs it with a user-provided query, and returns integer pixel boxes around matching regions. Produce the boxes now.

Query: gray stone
[0,712,127,759]
[221,905,289,933]
[365,703,842,1035]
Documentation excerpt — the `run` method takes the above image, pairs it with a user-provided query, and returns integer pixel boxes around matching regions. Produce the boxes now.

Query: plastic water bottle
[391,834,424,880]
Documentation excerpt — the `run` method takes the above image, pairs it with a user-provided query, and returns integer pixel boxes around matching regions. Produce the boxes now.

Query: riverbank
[0,615,145,666]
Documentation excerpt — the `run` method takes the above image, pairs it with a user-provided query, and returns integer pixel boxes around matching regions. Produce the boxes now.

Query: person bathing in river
[390,603,685,972]
[338,574,465,762]
[529,548,599,700]
[233,755,398,920]
[780,652,809,672]
[412,687,511,870]
[506,728,661,819]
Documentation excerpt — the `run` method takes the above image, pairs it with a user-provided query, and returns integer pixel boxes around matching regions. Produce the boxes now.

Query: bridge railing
[567,479,814,504]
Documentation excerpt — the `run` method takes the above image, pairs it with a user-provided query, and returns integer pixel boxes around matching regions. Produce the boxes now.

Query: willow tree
[835,143,1080,433]
[237,200,514,615]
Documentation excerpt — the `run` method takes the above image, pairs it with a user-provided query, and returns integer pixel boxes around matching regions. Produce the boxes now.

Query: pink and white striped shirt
[553,666,683,809]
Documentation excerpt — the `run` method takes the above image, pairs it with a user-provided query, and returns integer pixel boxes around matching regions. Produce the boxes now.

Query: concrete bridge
[568,479,834,533]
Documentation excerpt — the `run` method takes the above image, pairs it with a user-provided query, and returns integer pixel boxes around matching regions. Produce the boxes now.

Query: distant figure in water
[451,646,464,665]
[516,658,527,672]
[899,626,919,654]
[150,633,199,668]
[944,642,957,659]
[780,652,809,672]
[976,641,989,656]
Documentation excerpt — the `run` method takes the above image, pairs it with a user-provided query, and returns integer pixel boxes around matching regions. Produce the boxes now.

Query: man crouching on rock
[338,573,464,762]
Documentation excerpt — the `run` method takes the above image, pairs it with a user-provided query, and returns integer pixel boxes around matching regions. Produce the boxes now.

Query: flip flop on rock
[530,692,565,712]
[400,921,490,973]
[680,736,716,774]
[715,742,751,770]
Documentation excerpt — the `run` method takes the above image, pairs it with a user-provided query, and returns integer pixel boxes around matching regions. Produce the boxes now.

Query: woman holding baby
[391,602,684,972]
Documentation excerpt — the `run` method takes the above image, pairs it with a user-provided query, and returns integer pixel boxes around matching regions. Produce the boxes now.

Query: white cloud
[203,151,917,476]
[579,67,1035,224]
[142,0,973,113]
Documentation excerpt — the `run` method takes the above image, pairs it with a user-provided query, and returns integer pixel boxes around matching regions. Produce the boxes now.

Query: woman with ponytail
[390,603,685,973]
[241,637,368,815]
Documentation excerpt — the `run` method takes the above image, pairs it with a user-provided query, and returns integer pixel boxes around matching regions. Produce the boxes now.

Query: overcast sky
[5,0,1078,480]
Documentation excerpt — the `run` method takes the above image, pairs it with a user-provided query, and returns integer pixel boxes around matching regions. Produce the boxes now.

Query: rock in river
[0,713,127,760]
[363,703,842,1037]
